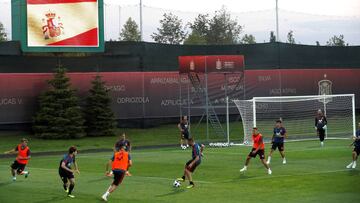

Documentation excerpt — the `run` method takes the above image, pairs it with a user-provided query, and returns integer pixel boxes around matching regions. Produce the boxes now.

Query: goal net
[234,94,356,144]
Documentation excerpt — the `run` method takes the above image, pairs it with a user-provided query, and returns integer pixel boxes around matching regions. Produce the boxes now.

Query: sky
[0,0,359,45]
[107,0,360,16]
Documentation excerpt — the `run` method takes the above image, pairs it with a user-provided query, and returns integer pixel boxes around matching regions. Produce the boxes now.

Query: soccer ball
[173,180,181,188]
[243,140,249,145]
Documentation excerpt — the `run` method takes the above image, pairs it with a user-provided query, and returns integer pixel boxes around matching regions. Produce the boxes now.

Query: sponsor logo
[269,88,297,95]
[215,59,236,70]
[117,97,149,104]
[258,75,271,82]
[161,99,194,106]
[224,61,235,69]
[150,77,179,85]
[105,85,126,92]
[0,98,23,106]
[228,76,242,83]
[221,84,244,91]
[42,10,64,40]
[180,77,190,84]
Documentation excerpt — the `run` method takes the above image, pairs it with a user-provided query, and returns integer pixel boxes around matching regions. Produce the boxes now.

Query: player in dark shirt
[177,138,204,188]
[346,122,360,169]
[4,138,31,181]
[114,133,132,176]
[315,109,328,147]
[178,116,190,149]
[267,120,287,165]
[59,146,80,198]
[115,133,131,152]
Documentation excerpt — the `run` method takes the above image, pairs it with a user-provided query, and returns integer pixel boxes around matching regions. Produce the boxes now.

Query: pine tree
[84,75,116,137]
[119,17,141,41]
[33,67,85,139]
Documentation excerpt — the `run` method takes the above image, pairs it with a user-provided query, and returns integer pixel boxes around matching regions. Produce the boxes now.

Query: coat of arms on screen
[42,10,64,40]
[318,74,333,103]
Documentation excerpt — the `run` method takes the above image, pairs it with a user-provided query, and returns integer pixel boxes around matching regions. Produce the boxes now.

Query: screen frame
[12,0,104,52]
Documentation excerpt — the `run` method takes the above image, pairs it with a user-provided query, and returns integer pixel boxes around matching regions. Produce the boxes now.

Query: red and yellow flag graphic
[27,0,99,47]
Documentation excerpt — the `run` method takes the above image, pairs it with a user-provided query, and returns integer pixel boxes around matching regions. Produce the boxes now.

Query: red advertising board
[0,68,359,123]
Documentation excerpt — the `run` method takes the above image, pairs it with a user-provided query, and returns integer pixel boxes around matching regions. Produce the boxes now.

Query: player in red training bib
[4,138,31,181]
[240,127,272,175]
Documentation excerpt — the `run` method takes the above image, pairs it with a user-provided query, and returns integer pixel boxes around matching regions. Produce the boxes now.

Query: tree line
[116,8,349,46]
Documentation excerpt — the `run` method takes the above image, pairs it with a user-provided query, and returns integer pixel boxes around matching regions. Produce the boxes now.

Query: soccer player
[315,109,327,147]
[240,127,272,175]
[178,116,190,149]
[4,138,31,181]
[102,144,132,201]
[267,120,287,165]
[346,122,360,169]
[114,133,132,176]
[177,138,204,188]
[115,133,131,152]
[58,146,80,198]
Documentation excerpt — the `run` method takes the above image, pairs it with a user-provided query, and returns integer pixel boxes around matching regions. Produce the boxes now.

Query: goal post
[234,94,356,144]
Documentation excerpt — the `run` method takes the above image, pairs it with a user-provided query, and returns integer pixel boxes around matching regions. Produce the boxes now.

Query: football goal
[233,94,356,144]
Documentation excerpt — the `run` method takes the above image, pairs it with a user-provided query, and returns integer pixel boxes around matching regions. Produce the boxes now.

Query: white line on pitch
[228,169,352,182]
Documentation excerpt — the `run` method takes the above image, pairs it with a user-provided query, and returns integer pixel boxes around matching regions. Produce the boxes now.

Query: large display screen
[26,0,99,47]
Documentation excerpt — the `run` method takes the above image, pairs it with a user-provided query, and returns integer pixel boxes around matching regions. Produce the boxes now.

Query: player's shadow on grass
[0,181,13,187]
[214,174,253,184]
[32,196,67,203]
[236,174,255,181]
[156,189,186,197]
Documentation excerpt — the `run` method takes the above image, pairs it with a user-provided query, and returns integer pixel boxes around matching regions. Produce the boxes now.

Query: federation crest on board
[216,58,222,70]
[318,74,333,104]
[189,60,195,71]
[42,10,64,40]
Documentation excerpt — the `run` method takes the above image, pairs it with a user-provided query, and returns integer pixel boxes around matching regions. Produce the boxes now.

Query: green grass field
[0,121,245,153]
[0,139,359,203]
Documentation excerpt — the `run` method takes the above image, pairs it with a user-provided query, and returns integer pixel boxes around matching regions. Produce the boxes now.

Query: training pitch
[0,139,359,203]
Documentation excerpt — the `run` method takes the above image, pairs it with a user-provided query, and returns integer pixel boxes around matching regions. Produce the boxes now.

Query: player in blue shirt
[58,146,80,198]
[267,120,287,165]
[346,122,360,169]
[177,138,204,188]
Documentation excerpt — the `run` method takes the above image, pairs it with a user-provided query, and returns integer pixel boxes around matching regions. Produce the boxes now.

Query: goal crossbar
[239,94,354,101]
